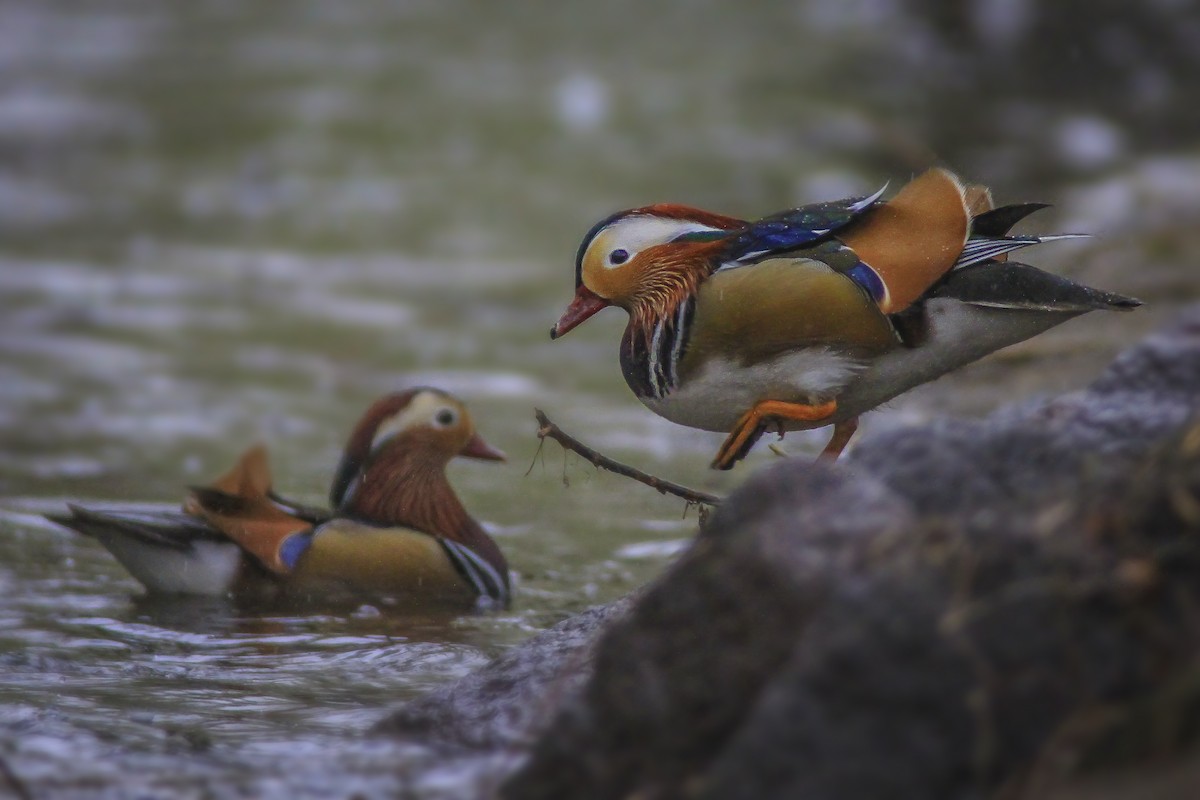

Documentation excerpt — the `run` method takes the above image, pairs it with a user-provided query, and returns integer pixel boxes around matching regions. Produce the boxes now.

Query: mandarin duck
[47,389,511,607]
[551,168,1140,469]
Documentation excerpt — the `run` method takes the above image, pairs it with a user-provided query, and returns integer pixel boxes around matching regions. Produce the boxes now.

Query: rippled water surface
[2,2,1198,797]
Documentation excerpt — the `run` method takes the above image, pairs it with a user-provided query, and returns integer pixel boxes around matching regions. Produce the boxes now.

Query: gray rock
[375,599,634,749]
[387,307,1200,800]
[847,307,1200,516]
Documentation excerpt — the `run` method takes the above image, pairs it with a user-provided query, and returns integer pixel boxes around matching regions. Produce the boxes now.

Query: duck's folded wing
[47,505,225,549]
[837,168,971,314]
[266,491,331,525]
[722,186,887,263]
[184,444,315,576]
[186,487,314,576]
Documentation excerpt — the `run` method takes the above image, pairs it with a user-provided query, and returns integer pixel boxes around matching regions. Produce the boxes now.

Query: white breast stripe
[648,318,666,398]
[668,299,690,387]
[441,539,508,603]
[338,476,361,509]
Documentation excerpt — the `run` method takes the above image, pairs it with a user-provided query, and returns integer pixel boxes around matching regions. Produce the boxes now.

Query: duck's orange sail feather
[183,444,311,575]
[839,168,971,314]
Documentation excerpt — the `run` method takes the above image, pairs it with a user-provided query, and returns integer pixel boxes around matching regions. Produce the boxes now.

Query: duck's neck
[339,455,508,576]
[627,258,710,351]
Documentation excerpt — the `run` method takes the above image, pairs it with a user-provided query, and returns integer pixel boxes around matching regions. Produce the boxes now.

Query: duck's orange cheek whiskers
[550,286,611,339]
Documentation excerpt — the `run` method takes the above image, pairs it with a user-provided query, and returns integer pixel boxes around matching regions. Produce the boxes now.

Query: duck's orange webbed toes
[711,400,838,470]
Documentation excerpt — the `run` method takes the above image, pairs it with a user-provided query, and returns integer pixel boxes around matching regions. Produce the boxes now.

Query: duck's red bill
[550,286,610,339]
[460,433,506,462]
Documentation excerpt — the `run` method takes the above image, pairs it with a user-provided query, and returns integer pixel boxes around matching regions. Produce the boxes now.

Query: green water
[1,2,1197,796]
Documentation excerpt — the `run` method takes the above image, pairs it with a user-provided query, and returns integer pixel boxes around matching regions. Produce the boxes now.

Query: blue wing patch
[279,531,314,571]
[845,262,887,305]
[725,184,887,263]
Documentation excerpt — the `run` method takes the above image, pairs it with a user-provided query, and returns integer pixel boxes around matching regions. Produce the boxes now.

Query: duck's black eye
[608,249,629,265]
[434,408,457,427]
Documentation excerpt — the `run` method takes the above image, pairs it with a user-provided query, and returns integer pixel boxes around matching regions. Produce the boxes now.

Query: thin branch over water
[533,409,721,507]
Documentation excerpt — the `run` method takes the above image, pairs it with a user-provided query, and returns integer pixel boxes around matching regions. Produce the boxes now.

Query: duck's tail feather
[933,261,1141,312]
[46,504,223,550]
[971,202,1051,237]
[955,233,1089,270]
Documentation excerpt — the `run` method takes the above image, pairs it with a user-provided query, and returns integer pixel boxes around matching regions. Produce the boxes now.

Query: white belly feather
[640,299,1096,435]
[640,347,864,432]
[95,533,243,596]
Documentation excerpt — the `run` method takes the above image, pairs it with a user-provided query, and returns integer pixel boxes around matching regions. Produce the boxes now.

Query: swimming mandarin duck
[551,168,1140,469]
[47,389,511,606]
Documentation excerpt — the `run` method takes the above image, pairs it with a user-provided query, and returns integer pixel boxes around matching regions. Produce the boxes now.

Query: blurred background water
[1,1,1198,797]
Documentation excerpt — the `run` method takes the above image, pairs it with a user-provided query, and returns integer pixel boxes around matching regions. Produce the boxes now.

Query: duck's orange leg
[819,417,858,461]
[712,400,838,470]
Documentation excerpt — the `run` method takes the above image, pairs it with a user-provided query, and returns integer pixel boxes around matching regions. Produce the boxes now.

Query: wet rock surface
[383,307,1200,799]
[374,599,634,749]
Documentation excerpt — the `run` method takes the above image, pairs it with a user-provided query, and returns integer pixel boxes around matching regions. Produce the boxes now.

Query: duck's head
[550,205,744,339]
[330,388,504,511]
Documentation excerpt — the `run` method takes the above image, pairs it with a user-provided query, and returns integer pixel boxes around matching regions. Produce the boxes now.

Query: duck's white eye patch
[591,216,725,272]
[370,391,448,450]
[433,407,458,428]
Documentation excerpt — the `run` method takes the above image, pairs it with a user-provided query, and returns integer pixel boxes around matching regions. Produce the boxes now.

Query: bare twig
[534,409,721,507]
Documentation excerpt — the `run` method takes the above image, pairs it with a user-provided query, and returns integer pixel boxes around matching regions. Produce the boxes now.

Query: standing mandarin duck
[551,168,1140,469]
[47,389,511,607]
